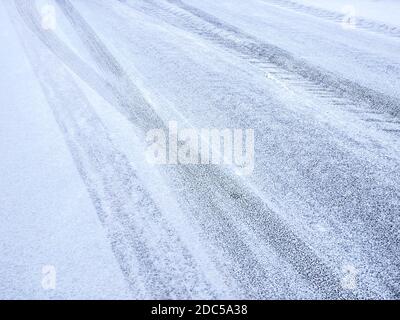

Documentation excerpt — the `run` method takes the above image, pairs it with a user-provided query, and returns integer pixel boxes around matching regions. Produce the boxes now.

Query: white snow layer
[1,0,399,299]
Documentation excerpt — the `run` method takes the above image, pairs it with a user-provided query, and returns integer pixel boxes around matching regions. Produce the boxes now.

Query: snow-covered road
[1,0,399,299]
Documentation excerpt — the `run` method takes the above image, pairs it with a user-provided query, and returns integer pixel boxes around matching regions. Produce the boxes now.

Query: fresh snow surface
[0,0,399,299]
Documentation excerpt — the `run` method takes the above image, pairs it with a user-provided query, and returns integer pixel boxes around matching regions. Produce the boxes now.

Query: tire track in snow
[51,0,301,299]
[154,0,400,296]
[14,0,357,298]
[13,0,164,134]
[137,0,400,122]
[8,0,222,299]
[63,0,366,299]
[113,0,400,297]
[64,0,400,299]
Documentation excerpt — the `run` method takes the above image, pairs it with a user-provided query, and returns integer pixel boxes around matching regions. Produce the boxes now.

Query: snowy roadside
[0,2,131,299]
